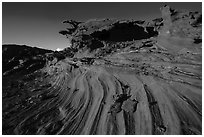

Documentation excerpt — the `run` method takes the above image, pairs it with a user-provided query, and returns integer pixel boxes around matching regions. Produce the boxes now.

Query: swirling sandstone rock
[2,5,202,135]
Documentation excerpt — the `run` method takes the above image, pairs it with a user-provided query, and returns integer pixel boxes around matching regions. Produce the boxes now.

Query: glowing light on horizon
[56,48,63,51]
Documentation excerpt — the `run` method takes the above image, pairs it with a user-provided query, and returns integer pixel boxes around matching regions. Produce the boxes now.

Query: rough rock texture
[59,18,158,57]
[2,5,202,135]
[2,44,53,75]
[157,5,202,53]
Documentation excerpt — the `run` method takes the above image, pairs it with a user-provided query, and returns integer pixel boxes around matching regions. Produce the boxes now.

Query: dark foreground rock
[2,5,202,135]
[3,44,53,76]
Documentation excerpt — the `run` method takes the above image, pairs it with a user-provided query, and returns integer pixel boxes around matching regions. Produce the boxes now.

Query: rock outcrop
[59,19,158,57]
[2,44,53,76]
[2,5,202,135]
[157,5,202,53]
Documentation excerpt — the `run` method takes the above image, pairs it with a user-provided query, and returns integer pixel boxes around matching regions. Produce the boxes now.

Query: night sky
[2,2,202,50]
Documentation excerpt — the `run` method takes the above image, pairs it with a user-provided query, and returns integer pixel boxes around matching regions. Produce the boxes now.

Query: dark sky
[2,2,202,50]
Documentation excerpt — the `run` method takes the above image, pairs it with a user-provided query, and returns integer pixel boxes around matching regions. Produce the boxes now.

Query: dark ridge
[143,84,166,135]
[123,111,135,135]
[90,79,107,135]
[2,44,53,75]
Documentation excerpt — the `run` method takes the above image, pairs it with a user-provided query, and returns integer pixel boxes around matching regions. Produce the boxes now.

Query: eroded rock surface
[158,5,202,53]
[2,5,202,135]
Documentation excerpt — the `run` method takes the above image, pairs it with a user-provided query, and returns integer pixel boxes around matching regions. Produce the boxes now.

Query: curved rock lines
[11,49,201,135]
